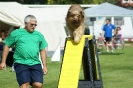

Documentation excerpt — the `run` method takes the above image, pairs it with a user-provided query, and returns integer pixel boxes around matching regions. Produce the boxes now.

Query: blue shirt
[103,24,116,38]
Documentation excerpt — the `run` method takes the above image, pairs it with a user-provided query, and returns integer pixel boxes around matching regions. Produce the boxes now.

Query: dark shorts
[14,63,43,86]
[105,37,112,42]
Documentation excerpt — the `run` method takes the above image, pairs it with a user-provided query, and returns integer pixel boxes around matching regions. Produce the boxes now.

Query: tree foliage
[0,0,48,4]
[0,0,122,5]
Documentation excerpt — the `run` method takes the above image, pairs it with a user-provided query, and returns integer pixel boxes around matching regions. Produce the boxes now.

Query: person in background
[102,19,116,53]
[116,27,122,43]
[0,30,7,42]
[84,24,90,35]
[0,15,48,88]
[0,30,7,61]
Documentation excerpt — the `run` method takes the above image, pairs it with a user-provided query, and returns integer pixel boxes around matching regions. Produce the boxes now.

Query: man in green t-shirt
[0,15,48,88]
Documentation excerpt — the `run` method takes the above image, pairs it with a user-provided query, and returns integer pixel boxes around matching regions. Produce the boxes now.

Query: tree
[57,0,82,4]
[82,0,116,4]
[0,0,118,4]
[102,0,116,4]
[24,0,47,4]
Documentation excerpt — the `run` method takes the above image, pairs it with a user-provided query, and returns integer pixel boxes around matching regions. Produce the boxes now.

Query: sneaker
[107,50,109,53]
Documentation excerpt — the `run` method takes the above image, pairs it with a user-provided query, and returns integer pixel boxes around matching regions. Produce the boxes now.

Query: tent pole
[111,17,114,25]
[131,16,133,31]
[92,21,94,35]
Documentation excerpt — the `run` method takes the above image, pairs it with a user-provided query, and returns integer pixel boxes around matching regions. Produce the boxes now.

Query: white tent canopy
[30,7,69,25]
[84,2,133,17]
[0,2,67,51]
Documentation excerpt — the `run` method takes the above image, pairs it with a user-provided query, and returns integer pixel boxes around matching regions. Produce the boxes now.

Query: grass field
[0,44,133,88]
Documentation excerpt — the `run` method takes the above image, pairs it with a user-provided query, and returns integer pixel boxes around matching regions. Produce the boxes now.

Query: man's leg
[109,41,114,52]
[105,37,109,52]
[20,82,30,88]
[14,63,31,88]
[32,82,43,88]
[30,64,43,88]
[106,42,109,52]
[106,37,114,53]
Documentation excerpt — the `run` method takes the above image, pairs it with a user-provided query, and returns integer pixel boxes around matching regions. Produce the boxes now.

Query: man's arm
[113,28,117,34]
[40,49,48,74]
[101,31,106,43]
[102,31,105,38]
[0,45,10,70]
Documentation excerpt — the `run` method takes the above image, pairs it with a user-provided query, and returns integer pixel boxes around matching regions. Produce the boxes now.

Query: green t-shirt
[4,28,48,66]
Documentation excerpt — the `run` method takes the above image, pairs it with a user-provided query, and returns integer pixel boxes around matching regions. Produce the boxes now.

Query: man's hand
[0,62,6,70]
[43,67,48,75]
[101,36,106,43]
[102,36,105,40]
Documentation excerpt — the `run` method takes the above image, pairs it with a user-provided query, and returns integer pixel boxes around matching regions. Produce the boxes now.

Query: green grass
[99,45,133,88]
[0,45,133,88]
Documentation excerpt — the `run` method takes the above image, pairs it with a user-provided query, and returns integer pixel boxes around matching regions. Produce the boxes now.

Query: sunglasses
[29,23,37,27]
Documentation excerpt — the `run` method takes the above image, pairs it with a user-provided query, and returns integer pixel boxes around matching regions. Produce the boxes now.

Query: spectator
[0,30,7,61]
[102,19,116,53]
[116,27,123,45]
[84,24,90,35]
[0,30,7,42]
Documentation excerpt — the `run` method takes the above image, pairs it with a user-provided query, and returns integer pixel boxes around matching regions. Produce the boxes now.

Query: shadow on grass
[108,65,133,71]
[98,52,125,55]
